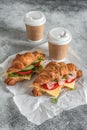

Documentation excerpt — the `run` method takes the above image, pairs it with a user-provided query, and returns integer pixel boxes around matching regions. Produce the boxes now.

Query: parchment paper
[0,43,87,125]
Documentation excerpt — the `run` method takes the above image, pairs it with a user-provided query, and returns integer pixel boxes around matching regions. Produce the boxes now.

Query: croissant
[4,50,45,86]
[32,61,82,97]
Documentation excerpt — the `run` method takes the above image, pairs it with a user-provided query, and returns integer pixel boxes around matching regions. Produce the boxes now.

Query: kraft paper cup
[48,27,72,61]
[24,11,46,42]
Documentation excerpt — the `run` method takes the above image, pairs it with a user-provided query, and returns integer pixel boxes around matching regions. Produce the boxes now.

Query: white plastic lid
[24,11,46,26]
[48,27,72,45]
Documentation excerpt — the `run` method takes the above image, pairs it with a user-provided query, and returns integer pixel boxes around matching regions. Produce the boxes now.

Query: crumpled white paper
[0,43,87,125]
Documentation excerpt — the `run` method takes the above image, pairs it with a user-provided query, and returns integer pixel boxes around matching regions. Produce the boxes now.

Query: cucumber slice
[33,57,43,64]
[33,60,39,64]
[22,65,34,71]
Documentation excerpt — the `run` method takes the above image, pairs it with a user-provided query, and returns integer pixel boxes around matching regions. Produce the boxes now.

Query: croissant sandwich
[32,61,82,97]
[4,50,45,86]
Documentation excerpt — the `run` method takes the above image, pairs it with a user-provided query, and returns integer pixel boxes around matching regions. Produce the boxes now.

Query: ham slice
[67,71,76,82]
[46,81,57,89]
[45,71,77,89]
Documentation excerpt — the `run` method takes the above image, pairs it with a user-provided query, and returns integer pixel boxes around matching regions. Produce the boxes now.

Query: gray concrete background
[0,0,87,129]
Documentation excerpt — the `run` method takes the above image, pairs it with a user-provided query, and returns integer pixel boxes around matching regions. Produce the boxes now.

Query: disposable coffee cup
[24,11,46,41]
[48,27,72,61]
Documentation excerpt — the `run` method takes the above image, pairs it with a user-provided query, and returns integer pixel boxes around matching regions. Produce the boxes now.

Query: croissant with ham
[32,61,82,97]
[4,51,45,86]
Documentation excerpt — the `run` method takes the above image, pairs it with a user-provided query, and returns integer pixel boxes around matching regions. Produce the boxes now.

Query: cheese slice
[45,86,62,97]
[32,84,63,97]
[64,80,75,89]
[32,81,75,97]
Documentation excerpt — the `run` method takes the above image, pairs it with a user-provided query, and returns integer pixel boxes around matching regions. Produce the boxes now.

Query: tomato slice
[42,82,59,90]
[66,78,75,83]
[16,70,32,75]
[34,62,40,67]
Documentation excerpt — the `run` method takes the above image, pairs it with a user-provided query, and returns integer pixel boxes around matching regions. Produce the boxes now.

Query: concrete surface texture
[0,0,87,130]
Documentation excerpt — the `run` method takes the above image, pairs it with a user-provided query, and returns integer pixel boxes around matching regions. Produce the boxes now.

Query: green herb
[70,87,76,90]
[60,66,64,68]
[33,65,43,71]
[51,97,58,103]
[68,73,73,76]
[55,79,59,82]
[39,56,43,61]
[8,73,32,78]
[33,57,43,64]
[62,75,67,79]
[8,73,19,77]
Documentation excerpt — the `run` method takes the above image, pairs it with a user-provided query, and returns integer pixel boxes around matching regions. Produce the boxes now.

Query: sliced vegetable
[8,73,19,77]
[55,79,59,82]
[62,75,67,79]
[8,57,43,78]
[38,56,43,62]
[33,62,40,67]
[66,78,75,83]
[60,66,64,68]
[33,57,43,64]
[21,57,43,71]
[22,65,34,71]
[16,70,32,75]
[33,65,43,72]
[51,97,58,103]
[42,82,59,90]
[68,73,73,76]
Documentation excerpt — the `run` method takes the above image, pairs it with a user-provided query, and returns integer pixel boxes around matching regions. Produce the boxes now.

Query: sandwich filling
[32,71,76,97]
[41,70,76,90]
[32,61,82,97]
[8,57,43,79]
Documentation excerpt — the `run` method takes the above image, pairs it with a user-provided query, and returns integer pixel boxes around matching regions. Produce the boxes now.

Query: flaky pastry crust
[4,50,45,85]
[32,61,82,96]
